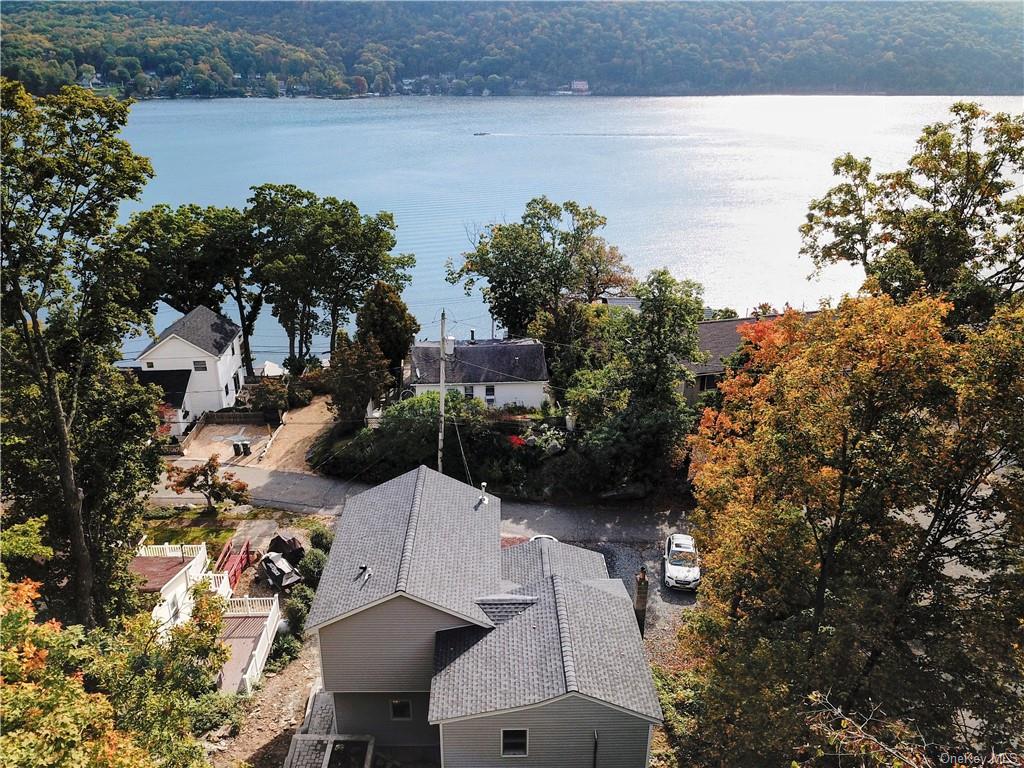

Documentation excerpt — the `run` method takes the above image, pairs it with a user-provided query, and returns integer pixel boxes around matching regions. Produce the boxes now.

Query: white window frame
[500,728,528,757]
[145,361,154,369]
[193,360,207,372]
[389,699,412,721]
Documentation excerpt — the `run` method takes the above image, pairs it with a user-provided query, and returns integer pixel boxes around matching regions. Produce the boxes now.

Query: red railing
[215,538,252,590]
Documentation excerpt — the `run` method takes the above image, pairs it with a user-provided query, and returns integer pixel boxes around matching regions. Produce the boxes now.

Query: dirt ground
[208,636,321,768]
[257,396,335,474]
[186,423,274,466]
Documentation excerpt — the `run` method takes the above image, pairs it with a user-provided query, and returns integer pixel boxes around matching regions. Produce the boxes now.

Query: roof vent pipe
[469,328,476,343]
[479,481,489,505]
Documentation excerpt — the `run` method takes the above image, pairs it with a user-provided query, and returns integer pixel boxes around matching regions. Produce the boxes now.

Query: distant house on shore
[571,79,590,94]
[135,306,244,421]
[406,336,549,409]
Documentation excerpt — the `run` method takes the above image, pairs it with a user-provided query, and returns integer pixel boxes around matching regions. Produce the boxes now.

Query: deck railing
[137,542,207,561]
[225,596,278,616]
[207,573,233,598]
[239,597,281,695]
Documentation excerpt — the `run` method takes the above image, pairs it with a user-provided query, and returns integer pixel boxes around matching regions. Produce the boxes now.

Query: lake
[119,95,1020,362]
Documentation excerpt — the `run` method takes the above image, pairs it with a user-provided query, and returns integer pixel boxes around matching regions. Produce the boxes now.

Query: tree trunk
[44,364,96,628]
[232,283,257,377]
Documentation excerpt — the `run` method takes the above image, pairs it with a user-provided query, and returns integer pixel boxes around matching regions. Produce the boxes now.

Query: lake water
[119,95,1020,362]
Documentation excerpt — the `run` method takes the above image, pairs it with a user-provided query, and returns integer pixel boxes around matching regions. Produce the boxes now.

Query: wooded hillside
[2,1,1021,98]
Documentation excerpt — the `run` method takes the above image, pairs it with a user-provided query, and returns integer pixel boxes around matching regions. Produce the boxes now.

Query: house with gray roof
[302,466,661,767]
[407,337,549,409]
[135,305,244,417]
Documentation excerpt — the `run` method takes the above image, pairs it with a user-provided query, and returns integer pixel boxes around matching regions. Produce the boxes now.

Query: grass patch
[145,522,235,551]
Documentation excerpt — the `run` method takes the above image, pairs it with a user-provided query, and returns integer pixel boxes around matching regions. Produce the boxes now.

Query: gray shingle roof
[409,339,548,385]
[306,466,500,630]
[501,538,609,587]
[141,305,241,358]
[429,572,662,723]
[683,316,755,376]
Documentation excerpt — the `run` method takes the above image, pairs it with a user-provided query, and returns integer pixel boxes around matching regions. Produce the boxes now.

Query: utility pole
[437,308,446,474]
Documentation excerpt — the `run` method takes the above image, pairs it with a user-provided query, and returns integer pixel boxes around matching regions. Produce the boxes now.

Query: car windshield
[669,549,697,567]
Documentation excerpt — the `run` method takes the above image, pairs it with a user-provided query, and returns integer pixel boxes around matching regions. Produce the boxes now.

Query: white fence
[225,596,278,616]
[137,542,207,561]
[206,573,233,599]
[239,596,281,695]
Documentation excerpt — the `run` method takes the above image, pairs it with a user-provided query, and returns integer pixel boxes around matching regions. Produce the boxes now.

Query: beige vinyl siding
[440,695,653,768]
[333,692,439,747]
[318,595,469,692]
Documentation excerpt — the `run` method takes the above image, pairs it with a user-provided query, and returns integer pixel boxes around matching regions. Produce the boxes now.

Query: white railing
[137,543,207,561]
[207,573,233,598]
[240,597,281,695]
[225,596,278,616]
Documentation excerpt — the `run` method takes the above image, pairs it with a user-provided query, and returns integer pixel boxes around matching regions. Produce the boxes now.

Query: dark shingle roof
[501,538,609,587]
[430,573,662,723]
[141,305,241,358]
[684,316,756,376]
[409,339,548,385]
[135,368,192,409]
[306,466,499,630]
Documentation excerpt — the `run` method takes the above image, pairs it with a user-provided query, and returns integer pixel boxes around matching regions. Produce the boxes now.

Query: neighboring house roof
[135,368,192,409]
[430,568,662,723]
[684,312,816,377]
[129,555,190,592]
[139,305,241,358]
[596,294,642,312]
[409,339,548,385]
[306,466,500,630]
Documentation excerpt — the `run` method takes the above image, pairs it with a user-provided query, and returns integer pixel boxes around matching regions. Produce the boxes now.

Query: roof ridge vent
[540,538,552,578]
[396,466,427,593]
[551,574,578,693]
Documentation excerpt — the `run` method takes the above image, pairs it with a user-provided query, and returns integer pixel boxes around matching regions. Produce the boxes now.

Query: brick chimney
[634,566,649,636]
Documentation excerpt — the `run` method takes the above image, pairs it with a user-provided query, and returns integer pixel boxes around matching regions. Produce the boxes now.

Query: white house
[129,542,233,630]
[407,337,549,409]
[135,368,195,438]
[136,306,244,417]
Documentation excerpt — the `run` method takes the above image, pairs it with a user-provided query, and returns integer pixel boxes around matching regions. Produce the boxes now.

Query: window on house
[389,699,412,721]
[464,385,474,400]
[232,372,240,392]
[485,385,495,397]
[231,342,235,356]
[145,361,154,369]
[501,729,528,757]
[224,384,229,397]
[698,374,721,392]
[193,360,207,371]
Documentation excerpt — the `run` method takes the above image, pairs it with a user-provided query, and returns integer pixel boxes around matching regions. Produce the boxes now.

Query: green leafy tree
[356,280,420,382]
[1,79,155,628]
[801,103,1024,327]
[122,203,229,314]
[447,196,610,335]
[328,330,393,425]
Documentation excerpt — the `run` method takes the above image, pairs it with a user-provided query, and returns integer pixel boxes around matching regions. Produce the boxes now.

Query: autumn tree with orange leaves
[658,296,1024,765]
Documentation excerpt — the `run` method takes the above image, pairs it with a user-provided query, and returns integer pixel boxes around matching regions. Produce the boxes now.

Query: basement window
[390,699,411,721]
[501,729,528,757]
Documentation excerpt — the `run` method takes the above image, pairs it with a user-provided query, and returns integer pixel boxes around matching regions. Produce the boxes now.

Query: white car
[663,534,700,591]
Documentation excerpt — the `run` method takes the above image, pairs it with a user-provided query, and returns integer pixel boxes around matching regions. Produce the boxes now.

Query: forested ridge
[2,1,1021,98]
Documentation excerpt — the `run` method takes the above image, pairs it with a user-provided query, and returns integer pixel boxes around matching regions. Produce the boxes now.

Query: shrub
[290,582,316,610]
[189,692,243,735]
[287,384,313,409]
[249,378,289,412]
[265,632,302,673]
[300,368,331,395]
[308,521,334,553]
[298,547,328,589]
[284,595,310,635]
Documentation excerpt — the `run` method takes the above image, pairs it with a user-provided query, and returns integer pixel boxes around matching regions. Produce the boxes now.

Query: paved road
[153,461,687,544]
